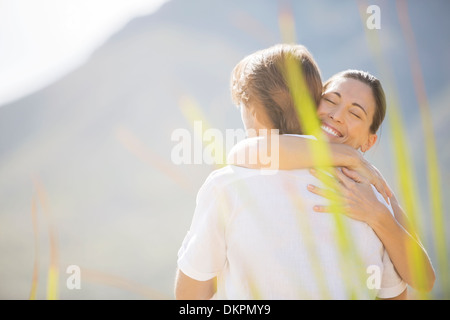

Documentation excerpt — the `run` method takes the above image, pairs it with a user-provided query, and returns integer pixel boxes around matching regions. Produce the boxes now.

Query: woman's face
[317,77,378,152]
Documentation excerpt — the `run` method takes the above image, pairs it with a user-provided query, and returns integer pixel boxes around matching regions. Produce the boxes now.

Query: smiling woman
[325,70,386,133]
[319,69,386,152]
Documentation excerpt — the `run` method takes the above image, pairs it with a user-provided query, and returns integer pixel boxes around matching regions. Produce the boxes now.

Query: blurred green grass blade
[396,0,448,296]
[357,0,440,298]
[282,43,367,298]
[179,94,227,167]
[29,194,39,300]
[33,177,60,300]
[46,266,59,300]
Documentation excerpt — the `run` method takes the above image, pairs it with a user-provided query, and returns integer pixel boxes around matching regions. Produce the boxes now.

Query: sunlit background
[0,0,449,299]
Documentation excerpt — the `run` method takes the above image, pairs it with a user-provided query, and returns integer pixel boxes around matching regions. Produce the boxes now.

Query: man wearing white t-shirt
[174,44,406,299]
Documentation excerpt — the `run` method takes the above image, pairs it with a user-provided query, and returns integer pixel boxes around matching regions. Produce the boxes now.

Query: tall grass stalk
[32,177,59,300]
[280,11,368,298]
[396,0,448,297]
[29,194,40,300]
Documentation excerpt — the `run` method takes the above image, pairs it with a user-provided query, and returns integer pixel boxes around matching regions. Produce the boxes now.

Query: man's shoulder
[197,165,271,198]
[200,165,312,194]
[195,165,248,204]
[202,165,258,189]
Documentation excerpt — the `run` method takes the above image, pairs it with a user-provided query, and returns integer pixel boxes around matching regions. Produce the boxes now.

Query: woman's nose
[329,107,344,123]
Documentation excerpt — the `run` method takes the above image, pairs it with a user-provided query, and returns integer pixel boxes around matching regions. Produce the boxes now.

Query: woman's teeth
[321,125,341,137]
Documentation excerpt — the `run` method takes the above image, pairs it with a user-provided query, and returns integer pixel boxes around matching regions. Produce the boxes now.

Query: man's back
[177,165,406,299]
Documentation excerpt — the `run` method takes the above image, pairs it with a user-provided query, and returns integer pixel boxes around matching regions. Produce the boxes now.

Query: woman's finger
[341,166,390,204]
[341,167,366,183]
[333,168,356,188]
[309,168,342,191]
[372,166,393,199]
[334,168,365,193]
[343,166,389,204]
[307,184,343,202]
[367,165,392,202]
[313,204,346,214]
[374,181,389,204]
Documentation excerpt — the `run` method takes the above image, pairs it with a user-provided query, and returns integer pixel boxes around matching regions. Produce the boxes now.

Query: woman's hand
[355,158,392,203]
[333,144,392,203]
[307,167,390,226]
[308,167,436,292]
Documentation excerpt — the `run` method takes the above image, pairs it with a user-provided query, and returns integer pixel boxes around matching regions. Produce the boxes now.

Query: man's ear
[361,133,377,152]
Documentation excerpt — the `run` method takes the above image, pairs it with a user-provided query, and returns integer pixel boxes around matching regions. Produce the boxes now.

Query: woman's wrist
[366,202,394,231]
[329,143,358,168]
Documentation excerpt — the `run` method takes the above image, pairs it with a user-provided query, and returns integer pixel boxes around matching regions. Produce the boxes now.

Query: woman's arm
[368,194,436,292]
[228,135,357,169]
[309,168,435,293]
[227,135,392,201]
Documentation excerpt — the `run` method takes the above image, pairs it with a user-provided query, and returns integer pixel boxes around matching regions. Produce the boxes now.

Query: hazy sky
[0,0,170,107]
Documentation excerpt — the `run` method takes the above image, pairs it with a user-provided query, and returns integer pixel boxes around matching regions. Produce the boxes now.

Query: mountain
[0,0,449,299]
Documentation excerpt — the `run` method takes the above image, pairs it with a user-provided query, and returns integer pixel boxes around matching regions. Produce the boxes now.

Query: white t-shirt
[178,164,406,299]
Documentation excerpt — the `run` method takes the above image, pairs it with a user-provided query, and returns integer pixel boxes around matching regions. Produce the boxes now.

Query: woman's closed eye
[350,111,361,119]
[324,98,337,105]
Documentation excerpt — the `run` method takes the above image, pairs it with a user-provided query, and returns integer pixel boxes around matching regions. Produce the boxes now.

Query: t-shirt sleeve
[177,178,231,281]
[377,249,407,298]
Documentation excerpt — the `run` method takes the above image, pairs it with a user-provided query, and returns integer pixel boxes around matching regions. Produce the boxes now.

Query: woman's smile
[321,123,343,139]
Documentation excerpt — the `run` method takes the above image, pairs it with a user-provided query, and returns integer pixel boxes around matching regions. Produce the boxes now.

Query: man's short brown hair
[230,44,322,134]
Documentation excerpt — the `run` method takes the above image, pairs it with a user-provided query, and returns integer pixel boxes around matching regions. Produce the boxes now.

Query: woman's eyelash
[324,98,335,104]
[351,112,361,119]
